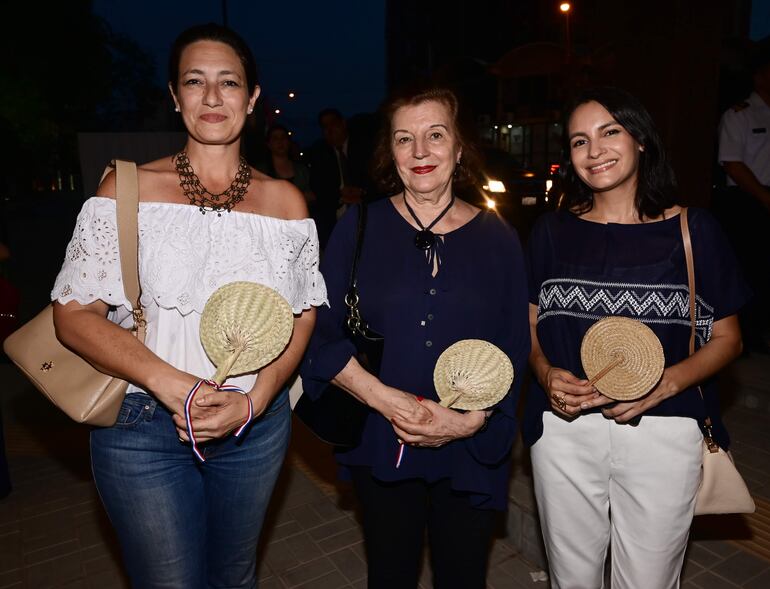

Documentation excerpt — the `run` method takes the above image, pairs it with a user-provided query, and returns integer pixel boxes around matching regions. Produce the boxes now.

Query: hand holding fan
[186,281,294,461]
[395,339,513,469]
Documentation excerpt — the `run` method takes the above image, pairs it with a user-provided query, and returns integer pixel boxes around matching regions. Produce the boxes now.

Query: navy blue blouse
[300,199,530,510]
[523,208,751,449]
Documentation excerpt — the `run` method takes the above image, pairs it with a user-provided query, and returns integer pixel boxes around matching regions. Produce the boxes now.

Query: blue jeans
[91,389,290,589]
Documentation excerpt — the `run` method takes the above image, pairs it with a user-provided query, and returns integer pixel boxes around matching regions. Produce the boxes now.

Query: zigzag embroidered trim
[536,278,714,345]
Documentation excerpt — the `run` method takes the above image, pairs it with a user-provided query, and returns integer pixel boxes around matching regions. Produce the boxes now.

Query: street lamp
[274,108,281,115]
[559,2,572,63]
[288,91,296,99]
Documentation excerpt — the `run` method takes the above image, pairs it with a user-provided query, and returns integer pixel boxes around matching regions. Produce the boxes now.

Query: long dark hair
[168,23,259,91]
[370,86,482,196]
[559,87,677,220]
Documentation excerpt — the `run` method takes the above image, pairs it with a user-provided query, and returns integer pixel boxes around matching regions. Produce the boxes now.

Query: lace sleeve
[284,220,328,313]
[51,197,132,309]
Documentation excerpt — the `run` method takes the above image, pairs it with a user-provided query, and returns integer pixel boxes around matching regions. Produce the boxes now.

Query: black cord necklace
[402,193,456,250]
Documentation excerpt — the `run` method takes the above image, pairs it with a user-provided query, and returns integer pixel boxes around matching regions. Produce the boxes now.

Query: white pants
[531,412,703,589]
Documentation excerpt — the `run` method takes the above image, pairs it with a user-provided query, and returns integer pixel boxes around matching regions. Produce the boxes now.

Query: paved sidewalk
[0,363,548,589]
[1,355,769,588]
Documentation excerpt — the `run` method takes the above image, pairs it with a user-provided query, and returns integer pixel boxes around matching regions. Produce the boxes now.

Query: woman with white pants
[524,87,748,588]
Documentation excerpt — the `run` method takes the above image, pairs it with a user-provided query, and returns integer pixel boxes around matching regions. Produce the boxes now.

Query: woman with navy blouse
[525,87,749,588]
[300,87,530,589]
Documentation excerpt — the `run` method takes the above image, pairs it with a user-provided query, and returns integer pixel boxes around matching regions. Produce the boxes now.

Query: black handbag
[294,203,384,448]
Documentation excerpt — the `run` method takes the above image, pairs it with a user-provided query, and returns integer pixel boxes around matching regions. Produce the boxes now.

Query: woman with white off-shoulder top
[51,24,326,589]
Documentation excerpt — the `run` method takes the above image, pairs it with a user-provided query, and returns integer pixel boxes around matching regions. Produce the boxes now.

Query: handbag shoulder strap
[680,207,717,444]
[348,202,367,292]
[114,160,140,307]
[680,207,696,357]
[113,160,145,342]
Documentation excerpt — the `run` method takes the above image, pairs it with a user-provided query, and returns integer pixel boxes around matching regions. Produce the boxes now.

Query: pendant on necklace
[414,230,436,250]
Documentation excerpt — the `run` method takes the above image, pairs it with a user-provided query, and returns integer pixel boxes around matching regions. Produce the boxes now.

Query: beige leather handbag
[2,160,145,426]
[680,209,755,515]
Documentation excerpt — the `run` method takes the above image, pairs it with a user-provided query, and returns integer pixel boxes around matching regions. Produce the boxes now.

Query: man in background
[716,39,770,352]
[308,108,370,247]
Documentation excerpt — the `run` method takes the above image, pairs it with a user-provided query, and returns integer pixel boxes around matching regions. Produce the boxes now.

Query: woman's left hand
[173,389,264,443]
[579,368,679,423]
[390,398,486,448]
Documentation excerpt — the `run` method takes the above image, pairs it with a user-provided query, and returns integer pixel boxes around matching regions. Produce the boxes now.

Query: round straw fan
[433,339,513,410]
[200,282,294,384]
[580,316,664,401]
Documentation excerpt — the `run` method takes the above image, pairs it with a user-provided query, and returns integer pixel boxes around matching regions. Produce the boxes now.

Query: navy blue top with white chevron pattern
[523,208,750,448]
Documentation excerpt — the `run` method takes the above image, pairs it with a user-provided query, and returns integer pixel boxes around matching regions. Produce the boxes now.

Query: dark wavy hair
[370,86,482,196]
[559,87,677,220]
[168,23,259,91]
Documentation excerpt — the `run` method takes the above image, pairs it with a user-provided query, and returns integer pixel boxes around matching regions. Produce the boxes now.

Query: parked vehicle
[459,147,558,242]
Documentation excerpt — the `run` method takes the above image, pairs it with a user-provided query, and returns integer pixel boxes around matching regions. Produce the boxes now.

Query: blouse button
[429,288,437,295]
[427,314,434,321]
[425,340,433,348]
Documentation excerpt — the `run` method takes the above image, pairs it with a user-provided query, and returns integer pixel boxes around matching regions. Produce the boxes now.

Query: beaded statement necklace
[174,151,251,215]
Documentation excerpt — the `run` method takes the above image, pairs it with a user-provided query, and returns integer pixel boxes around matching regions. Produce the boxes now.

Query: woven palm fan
[580,316,665,401]
[200,281,294,384]
[433,339,514,410]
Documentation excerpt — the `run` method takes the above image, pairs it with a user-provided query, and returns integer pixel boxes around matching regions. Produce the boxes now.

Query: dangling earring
[453,159,461,178]
[174,106,180,113]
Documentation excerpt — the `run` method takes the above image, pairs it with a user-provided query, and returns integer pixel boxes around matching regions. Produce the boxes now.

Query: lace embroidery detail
[52,197,328,314]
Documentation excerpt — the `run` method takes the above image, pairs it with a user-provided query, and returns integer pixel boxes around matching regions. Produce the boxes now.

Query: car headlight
[486,179,506,193]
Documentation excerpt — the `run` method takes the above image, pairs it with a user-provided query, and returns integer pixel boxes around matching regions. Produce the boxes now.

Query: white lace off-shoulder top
[52,197,328,394]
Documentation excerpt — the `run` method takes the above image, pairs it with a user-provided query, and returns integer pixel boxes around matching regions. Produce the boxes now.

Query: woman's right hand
[543,367,599,417]
[331,357,433,425]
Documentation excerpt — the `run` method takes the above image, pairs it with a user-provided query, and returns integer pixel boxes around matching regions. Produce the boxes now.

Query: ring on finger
[552,393,567,411]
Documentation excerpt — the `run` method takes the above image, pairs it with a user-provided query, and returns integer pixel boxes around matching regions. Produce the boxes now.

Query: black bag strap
[344,203,381,340]
[349,202,368,293]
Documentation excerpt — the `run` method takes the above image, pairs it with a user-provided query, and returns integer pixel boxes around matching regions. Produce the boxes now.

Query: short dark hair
[559,87,677,220]
[168,23,258,91]
[317,108,344,125]
[370,86,482,196]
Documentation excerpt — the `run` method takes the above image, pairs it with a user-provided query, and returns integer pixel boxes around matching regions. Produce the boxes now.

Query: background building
[386,0,757,206]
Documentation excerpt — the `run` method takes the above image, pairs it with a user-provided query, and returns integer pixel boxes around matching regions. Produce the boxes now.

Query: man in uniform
[717,39,770,351]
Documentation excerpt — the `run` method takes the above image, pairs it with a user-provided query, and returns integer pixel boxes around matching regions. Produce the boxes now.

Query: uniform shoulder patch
[732,101,750,112]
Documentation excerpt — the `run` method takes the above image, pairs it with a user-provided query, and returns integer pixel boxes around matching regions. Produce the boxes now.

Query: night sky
[752,0,770,40]
[93,0,386,145]
[93,0,768,146]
